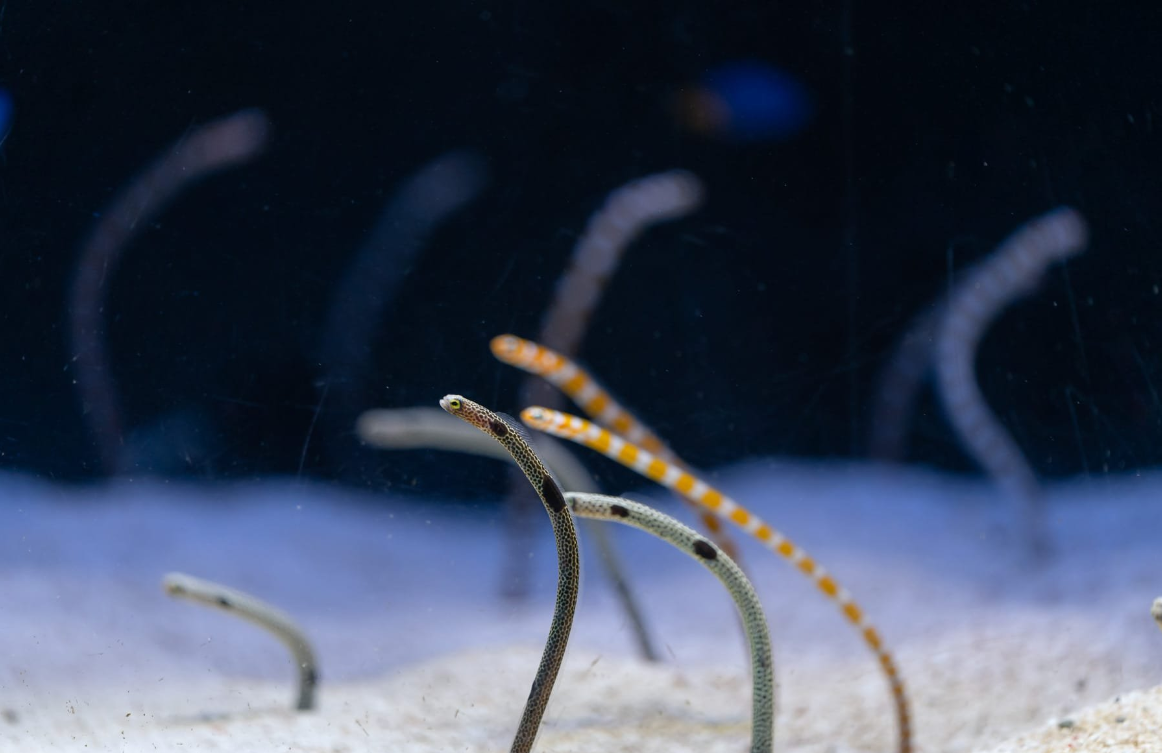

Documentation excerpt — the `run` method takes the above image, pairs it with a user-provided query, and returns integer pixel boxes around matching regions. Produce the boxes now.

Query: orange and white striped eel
[492,334,678,460]
[492,334,741,560]
[520,405,913,753]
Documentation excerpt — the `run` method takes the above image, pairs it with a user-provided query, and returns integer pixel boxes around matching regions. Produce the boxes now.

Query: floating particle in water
[674,61,813,143]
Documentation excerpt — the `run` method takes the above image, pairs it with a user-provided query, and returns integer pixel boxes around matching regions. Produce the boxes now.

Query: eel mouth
[440,395,486,431]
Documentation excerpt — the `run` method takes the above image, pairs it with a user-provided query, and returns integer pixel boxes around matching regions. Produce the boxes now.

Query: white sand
[1,461,1160,751]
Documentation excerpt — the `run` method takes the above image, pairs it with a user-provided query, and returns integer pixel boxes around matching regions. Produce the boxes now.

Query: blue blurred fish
[0,89,12,147]
[675,61,813,143]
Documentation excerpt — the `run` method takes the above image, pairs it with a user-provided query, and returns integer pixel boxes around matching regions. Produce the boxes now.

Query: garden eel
[320,150,486,477]
[354,405,661,662]
[528,169,705,398]
[371,404,772,748]
[521,405,913,753]
[356,407,596,492]
[440,394,580,753]
[505,170,704,600]
[935,206,1088,558]
[493,334,680,460]
[68,108,269,475]
[491,333,743,564]
[1152,597,1162,632]
[867,303,941,462]
[564,491,774,753]
[162,572,318,711]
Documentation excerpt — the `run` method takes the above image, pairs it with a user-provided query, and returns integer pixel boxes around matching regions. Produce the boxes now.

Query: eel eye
[448,398,462,410]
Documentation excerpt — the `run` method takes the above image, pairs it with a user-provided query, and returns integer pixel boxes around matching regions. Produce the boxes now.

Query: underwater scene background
[2,2,1157,490]
[1,3,1161,753]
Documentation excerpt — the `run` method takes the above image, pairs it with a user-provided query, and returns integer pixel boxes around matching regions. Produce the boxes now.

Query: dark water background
[0,2,1158,497]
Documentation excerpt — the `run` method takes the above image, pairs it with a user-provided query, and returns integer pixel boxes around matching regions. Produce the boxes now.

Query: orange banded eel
[521,405,912,753]
[492,334,677,461]
[492,333,742,561]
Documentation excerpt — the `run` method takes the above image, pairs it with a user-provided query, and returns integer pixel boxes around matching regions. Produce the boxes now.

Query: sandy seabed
[0,460,1159,751]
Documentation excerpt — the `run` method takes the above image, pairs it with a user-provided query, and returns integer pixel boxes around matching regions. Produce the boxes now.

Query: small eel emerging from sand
[440,394,580,753]
[565,491,774,752]
[162,572,318,711]
[361,404,773,748]
[935,207,1088,558]
[491,333,743,563]
[355,405,660,662]
[492,334,679,460]
[521,406,913,753]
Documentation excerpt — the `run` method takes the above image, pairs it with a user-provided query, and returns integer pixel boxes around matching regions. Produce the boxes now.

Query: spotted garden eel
[378,403,773,748]
[162,572,318,711]
[356,406,596,493]
[521,406,913,753]
[564,491,774,752]
[439,394,580,753]
[355,404,660,662]
[491,333,743,564]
